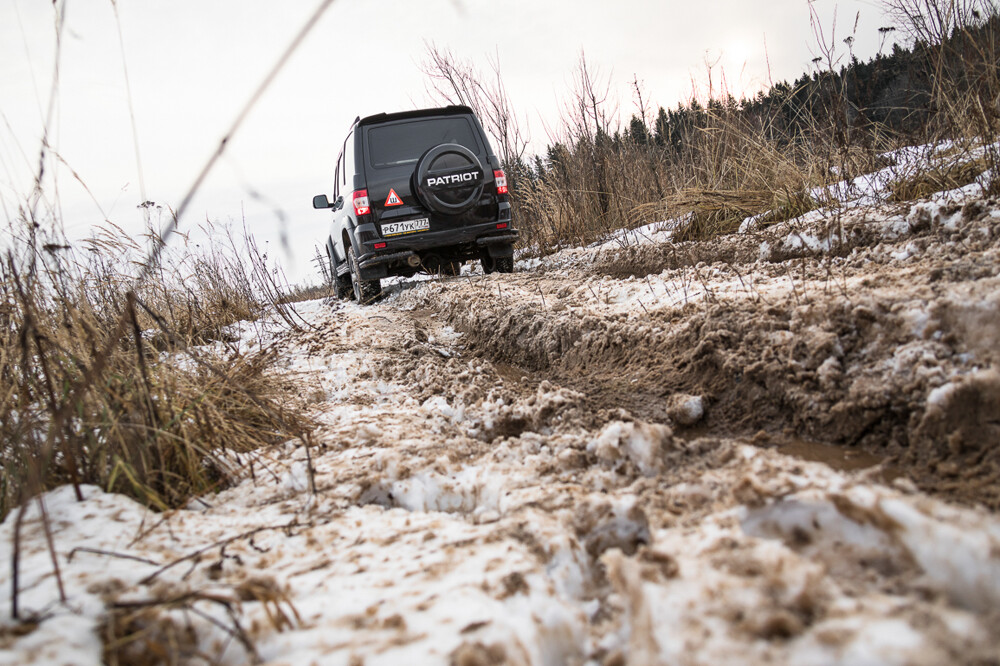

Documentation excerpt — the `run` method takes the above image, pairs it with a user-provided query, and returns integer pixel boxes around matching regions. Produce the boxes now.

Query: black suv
[313,105,518,303]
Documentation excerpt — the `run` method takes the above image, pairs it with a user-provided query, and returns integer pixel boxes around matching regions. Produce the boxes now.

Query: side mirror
[313,194,331,209]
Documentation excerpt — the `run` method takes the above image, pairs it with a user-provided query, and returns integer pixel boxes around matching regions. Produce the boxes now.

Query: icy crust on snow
[741,483,1000,614]
[0,487,587,666]
[359,463,504,518]
[587,421,672,476]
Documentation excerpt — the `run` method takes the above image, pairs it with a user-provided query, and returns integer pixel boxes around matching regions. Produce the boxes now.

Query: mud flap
[486,242,514,259]
[349,227,388,281]
[359,263,387,281]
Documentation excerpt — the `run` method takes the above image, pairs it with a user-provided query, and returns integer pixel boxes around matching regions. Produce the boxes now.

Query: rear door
[363,115,486,237]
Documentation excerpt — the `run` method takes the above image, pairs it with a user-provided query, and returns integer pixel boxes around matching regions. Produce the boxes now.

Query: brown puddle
[679,428,889,474]
[679,427,909,487]
[773,438,901,482]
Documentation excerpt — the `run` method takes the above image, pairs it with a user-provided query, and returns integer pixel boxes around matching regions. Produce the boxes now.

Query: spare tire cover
[413,143,485,215]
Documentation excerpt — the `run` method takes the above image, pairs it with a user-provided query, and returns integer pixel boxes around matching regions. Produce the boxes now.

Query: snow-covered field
[2,183,999,664]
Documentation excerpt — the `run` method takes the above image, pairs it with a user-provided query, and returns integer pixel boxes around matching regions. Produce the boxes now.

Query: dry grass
[0,217,314,520]
[101,593,219,666]
[663,186,821,240]
[888,155,988,201]
[511,93,886,253]
[98,576,301,665]
[100,587,259,665]
[278,282,333,305]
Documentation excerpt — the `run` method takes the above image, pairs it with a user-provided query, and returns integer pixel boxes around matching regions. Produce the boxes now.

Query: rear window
[367,117,482,168]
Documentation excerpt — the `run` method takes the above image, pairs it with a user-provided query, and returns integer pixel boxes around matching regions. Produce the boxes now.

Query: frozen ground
[2,190,999,664]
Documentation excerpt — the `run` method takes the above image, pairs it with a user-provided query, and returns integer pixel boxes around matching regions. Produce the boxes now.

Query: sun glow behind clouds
[724,39,763,94]
[687,38,772,103]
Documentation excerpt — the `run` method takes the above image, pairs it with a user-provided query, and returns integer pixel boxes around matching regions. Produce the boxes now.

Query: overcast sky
[1,0,896,284]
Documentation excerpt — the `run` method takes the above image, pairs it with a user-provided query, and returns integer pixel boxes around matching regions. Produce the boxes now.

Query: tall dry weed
[0,214,313,520]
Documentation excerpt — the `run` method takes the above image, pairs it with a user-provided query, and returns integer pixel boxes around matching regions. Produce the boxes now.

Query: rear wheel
[327,245,352,300]
[439,261,462,276]
[348,245,381,304]
[481,251,514,275]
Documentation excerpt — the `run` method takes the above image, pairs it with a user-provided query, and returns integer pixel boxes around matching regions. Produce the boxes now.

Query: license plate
[381,218,429,237]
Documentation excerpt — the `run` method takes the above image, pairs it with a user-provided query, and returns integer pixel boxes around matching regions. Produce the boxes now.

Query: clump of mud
[906,369,1000,504]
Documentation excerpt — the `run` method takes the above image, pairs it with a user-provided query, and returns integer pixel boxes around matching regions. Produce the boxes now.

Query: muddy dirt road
[265,196,1000,663]
[3,197,999,665]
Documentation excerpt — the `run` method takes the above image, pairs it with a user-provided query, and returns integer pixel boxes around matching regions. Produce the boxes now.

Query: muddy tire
[333,272,352,300]
[348,245,381,304]
[481,254,514,274]
[330,256,352,300]
[327,244,352,300]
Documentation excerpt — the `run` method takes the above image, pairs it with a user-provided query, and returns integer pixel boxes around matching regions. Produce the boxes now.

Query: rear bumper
[357,222,518,276]
[475,232,519,247]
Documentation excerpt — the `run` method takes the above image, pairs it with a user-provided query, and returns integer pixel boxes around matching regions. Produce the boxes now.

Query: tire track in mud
[397,200,1000,509]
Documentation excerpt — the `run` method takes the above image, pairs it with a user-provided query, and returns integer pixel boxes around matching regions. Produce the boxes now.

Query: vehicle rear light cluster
[373,242,387,250]
[352,189,370,216]
[494,170,508,195]
[496,223,508,230]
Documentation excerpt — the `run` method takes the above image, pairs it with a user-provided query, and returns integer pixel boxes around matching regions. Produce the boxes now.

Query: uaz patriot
[313,105,518,303]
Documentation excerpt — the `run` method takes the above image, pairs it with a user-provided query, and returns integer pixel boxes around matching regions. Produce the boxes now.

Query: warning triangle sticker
[385,189,403,206]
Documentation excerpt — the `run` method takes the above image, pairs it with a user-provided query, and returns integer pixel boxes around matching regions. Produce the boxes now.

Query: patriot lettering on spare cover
[427,171,480,187]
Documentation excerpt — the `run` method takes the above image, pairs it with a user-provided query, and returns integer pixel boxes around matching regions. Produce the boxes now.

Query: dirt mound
[591,199,989,278]
[906,369,1000,505]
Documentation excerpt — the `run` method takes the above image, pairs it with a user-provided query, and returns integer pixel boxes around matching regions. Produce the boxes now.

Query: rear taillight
[494,170,508,195]
[352,189,370,216]
[373,242,387,250]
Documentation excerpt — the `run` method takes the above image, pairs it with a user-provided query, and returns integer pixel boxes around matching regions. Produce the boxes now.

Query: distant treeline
[423,6,1000,250]
[525,13,998,183]
[498,11,1000,250]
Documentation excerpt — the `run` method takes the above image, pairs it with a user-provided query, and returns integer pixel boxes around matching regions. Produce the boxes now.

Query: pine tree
[628,114,650,145]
